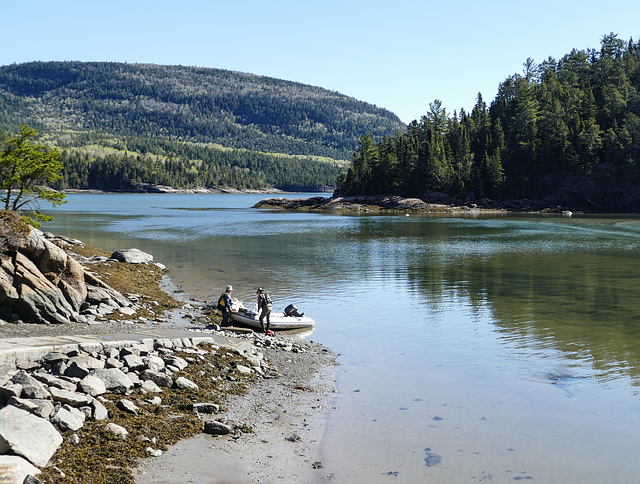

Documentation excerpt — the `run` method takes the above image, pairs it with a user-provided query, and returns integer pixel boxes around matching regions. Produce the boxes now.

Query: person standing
[217,285,233,327]
[256,287,272,333]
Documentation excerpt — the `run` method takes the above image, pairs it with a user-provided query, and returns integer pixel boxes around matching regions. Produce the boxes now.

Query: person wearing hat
[217,285,233,327]
[256,287,272,333]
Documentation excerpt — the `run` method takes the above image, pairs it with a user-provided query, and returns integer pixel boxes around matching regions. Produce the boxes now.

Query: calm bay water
[46,194,640,483]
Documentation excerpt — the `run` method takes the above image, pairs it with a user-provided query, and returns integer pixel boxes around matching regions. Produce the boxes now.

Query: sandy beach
[134,335,338,484]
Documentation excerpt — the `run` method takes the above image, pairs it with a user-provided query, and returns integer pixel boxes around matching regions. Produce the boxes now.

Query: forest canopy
[337,34,640,211]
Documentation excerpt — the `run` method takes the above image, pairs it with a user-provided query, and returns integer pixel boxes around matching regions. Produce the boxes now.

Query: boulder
[49,387,92,407]
[91,399,109,420]
[109,249,154,264]
[51,405,86,432]
[0,455,41,484]
[139,370,173,388]
[78,375,107,397]
[91,368,134,395]
[104,422,128,439]
[0,406,63,467]
[203,421,232,436]
[174,377,198,391]
[140,379,163,394]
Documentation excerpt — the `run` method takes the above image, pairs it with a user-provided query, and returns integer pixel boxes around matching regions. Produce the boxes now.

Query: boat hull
[230,310,315,330]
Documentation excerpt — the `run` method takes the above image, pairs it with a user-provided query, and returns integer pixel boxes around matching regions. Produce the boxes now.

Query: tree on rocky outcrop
[0,124,66,228]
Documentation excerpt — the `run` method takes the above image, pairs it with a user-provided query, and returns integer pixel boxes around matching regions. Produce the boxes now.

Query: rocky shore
[254,194,577,214]
[0,224,337,484]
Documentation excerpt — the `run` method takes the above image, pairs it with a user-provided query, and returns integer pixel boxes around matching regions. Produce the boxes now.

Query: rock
[146,447,163,457]
[91,399,109,420]
[109,248,154,264]
[143,356,165,371]
[140,379,163,394]
[0,455,41,484]
[77,375,107,397]
[0,406,63,467]
[188,402,220,414]
[32,372,77,392]
[203,421,232,435]
[6,397,54,419]
[0,383,23,402]
[68,355,104,370]
[49,387,92,407]
[51,405,86,432]
[105,357,124,369]
[104,422,128,439]
[122,354,144,371]
[174,376,198,391]
[10,371,50,400]
[117,399,138,415]
[163,355,188,371]
[64,361,90,379]
[91,368,134,395]
[139,370,173,388]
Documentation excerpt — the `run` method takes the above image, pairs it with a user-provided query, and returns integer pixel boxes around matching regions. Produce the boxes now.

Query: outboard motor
[284,304,303,317]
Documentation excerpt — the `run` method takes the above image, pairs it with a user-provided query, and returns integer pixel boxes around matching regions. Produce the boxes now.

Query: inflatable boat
[230,301,315,331]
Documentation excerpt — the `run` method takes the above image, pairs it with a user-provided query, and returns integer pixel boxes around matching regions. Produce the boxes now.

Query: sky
[2,0,639,124]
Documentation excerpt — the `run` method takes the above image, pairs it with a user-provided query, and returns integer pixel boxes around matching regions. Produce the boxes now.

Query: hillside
[0,62,405,191]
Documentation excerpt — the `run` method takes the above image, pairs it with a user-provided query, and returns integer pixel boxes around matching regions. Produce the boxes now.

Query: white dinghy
[230,300,315,331]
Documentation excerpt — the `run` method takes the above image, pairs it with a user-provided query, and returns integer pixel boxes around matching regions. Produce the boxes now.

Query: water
[45,194,640,483]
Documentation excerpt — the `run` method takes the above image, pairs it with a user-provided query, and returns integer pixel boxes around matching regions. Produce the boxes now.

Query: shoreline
[0,237,338,483]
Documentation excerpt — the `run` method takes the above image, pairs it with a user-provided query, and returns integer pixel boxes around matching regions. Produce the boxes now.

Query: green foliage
[338,33,640,210]
[0,124,66,227]
[0,62,404,192]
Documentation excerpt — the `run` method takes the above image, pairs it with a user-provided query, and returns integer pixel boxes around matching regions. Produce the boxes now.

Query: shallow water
[46,194,640,483]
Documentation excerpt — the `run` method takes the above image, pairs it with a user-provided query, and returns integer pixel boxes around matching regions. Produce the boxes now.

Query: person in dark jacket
[217,285,233,326]
[256,287,272,333]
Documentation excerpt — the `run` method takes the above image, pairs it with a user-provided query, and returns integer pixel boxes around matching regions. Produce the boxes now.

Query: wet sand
[134,337,338,484]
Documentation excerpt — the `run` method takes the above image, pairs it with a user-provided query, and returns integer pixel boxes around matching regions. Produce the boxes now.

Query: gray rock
[32,372,77,392]
[49,387,92,407]
[143,356,165,371]
[51,405,86,432]
[0,383,23,402]
[110,248,154,264]
[91,399,109,420]
[0,406,63,467]
[64,361,90,379]
[6,396,55,419]
[104,422,128,439]
[91,368,134,395]
[163,355,188,371]
[105,357,124,369]
[77,375,107,397]
[10,371,50,400]
[122,354,145,371]
[188,402,220,414]
[0,455,41,484]
[68,355,104,370]
[174,376,198,391]
[139,370,173,388]
[117,399,138,414]
[203,421,232,435]
[40,352,69,365]
[140,379,163,393]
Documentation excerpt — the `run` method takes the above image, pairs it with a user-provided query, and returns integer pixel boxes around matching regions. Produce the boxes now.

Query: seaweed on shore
[38,346,258,484]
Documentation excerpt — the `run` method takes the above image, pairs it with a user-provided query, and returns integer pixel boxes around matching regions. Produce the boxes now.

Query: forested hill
[338,34,640,211]
[0,62,404,191]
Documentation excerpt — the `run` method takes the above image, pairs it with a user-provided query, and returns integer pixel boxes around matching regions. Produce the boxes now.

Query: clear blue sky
[2,0,638,124]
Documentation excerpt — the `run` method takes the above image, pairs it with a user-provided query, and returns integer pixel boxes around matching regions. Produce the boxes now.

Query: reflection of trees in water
[406,249,640,386]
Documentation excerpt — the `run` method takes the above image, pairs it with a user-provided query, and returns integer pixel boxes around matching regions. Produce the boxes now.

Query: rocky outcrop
[0,335,268,478]
[0,229,140,325]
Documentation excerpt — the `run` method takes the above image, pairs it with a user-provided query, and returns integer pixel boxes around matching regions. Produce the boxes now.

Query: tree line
[338,34,640,210]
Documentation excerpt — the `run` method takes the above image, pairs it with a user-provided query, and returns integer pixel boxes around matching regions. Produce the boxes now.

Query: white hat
[226,285,233,291]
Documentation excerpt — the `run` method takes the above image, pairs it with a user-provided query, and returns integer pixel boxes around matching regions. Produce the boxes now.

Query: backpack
[262,293,272,305]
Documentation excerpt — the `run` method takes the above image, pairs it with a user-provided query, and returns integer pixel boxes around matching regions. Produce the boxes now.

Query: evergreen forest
[0,62,404,192]
[338,34,640,211]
